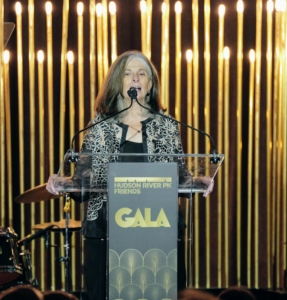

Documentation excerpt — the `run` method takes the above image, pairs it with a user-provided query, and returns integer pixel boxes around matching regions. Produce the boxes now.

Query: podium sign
[108,162,178,300]
[53,152,224,293]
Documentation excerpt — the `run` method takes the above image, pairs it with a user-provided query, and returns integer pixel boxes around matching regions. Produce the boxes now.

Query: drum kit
[0,184,81,292]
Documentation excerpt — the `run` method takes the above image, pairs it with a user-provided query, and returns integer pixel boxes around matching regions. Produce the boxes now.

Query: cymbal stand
[59,193,72,292]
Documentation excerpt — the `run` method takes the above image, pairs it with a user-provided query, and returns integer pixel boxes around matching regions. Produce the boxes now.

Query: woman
[47,50,213,300]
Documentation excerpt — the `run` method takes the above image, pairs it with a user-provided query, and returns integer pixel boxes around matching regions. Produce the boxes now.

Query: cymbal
[32,219,81,231]
[14,183,57,204]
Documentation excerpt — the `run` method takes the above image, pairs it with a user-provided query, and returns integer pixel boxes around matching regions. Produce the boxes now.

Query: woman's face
[122,57,153,102]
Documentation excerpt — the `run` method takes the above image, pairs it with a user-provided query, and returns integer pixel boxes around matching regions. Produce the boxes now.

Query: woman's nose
[132,74,139,81]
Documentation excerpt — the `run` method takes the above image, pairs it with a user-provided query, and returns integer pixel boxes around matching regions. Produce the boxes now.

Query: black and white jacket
[72,112,189,238]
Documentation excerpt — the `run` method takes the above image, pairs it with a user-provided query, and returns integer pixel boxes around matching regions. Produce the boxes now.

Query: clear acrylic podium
[55,152,224,193]
[54,152,224,299]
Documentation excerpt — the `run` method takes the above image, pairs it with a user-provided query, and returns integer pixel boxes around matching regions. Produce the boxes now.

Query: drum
[0,227,22,286]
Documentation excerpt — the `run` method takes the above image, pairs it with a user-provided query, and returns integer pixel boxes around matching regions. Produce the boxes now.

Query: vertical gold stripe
[28,0,35,184]
[46,4,54,167]
[223,49,229,287]
[59,0,70,289]
[146,0,152,60]
[96,5,103,89]
[28,0,36,282]
[192,0,199,144]
[204,0,211,288]
[279,10,286,288]
[184,198,190,286]
[254,0,262,288]
[247,50,255,287]
[192,0,199,287]
[140,1,147,55]
[165,0,170,113]
[72,232,76,291]
[46,3,55,291]
[109,3,117,63]
[161,0,170,112]
[37,52,45,291]
[186,52,192,286]
[236,1,244,286]
[283,6,287,287]
[217,6,225,287]
[276,46,283,288]
[16,2,25,239]
[0,0,4,226]
[161,3,166,110]
[272,9,280,289]
[90,0,96,116]
[77,4,84,286]
[282,9,287,284]
[275,5,286,290]
[4,54,13,226]
[78,4,85,147]
[187,53,193,155]
[59,0,69,162]
[102,0,109,76]
[266,1,273,288]
[0,2,2,72]
[175,2,182,122]
[276,52,283,289]
[68,56,76,290]
[89,1,96,285]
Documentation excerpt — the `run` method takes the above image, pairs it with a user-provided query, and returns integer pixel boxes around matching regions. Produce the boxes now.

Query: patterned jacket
[72,112,189,238]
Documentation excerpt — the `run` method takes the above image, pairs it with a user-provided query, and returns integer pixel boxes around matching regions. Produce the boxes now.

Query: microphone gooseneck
[17,224,55,246]
[128,87,220,164]
[68,97,133,162]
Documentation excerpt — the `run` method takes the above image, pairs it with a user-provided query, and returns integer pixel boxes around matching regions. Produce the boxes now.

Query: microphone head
[210,150,220,164]
[68,152,78,162]
[127,87,137,99]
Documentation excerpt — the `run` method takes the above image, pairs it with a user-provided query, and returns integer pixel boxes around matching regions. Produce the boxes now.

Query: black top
[122,140,144,162]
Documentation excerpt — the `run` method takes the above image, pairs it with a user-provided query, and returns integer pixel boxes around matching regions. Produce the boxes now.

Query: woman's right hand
[46,174,59,195]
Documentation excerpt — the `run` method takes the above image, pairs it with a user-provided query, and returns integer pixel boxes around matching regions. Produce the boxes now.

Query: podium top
[54,152,224,194]
[4,23,15,46]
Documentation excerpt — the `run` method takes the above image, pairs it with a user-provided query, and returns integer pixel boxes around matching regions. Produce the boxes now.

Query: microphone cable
[127,87,220,164]
[68,97,133,162]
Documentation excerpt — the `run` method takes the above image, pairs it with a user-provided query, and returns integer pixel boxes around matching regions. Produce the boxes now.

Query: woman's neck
[121,99,151,121]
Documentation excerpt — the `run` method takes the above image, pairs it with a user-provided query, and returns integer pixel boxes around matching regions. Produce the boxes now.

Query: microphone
[17,225,55,247]
[127,88,138,100]
[68,97,133,162]
[128,87,220,164]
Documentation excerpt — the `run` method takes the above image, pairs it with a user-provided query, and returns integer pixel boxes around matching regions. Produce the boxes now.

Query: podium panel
[53,152,224,294]
[108,163,178,300]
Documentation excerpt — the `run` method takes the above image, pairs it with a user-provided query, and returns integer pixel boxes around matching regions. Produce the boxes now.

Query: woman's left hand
[202,177,214,197]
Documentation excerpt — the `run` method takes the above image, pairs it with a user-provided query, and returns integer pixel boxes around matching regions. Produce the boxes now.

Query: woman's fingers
[46,174,59,195]
[203,179,214,197]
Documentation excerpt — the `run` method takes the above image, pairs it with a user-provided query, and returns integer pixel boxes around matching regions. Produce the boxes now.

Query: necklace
[129,125,141,133]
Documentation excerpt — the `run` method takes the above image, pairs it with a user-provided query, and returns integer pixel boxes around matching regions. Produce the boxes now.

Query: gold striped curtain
[0,0,286,292]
